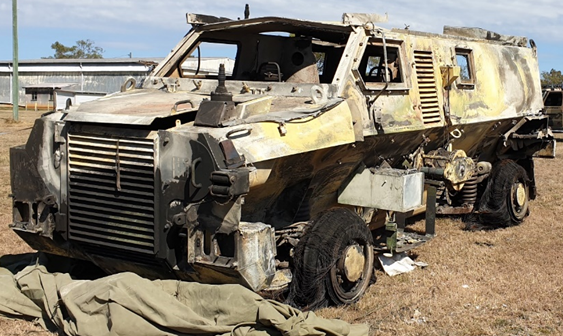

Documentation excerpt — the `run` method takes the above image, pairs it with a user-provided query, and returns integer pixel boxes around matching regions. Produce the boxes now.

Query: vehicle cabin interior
[169,21,353,84]
[165,21,405,87]
[358,43,402,83]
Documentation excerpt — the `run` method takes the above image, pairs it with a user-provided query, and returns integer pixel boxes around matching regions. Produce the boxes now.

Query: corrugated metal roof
[56,89,107,95]
[0,57,222,74]
[23,82,78,89]
[0,58,164,65]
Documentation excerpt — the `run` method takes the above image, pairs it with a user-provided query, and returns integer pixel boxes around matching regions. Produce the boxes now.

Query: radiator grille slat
[70,215,154,233]
[414,51,442,125]
[69,174,154,191]
[69,181,154,198]
[69,153,154,168]
[69,167,154,182]
[68,133,156,254]
[69,207,153,226]
[69,231,155,254]
[68,160,153,176]
[69,194,154,212]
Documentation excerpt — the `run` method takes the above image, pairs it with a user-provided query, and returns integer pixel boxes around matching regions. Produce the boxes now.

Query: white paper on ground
[378,252,427,276]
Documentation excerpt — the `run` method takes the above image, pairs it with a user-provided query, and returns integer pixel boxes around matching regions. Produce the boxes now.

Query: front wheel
[287,208,374,309]
[326,239,374,305]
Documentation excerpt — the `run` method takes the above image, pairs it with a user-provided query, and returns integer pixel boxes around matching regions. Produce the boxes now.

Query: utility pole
[12,0,19,121]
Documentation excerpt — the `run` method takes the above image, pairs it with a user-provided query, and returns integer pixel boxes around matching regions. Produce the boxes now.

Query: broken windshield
[166,20,351,84]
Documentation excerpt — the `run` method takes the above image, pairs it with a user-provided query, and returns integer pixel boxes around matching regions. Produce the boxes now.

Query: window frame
[455,48,475,89]
[179,38,240,79]
[354,38,410,92]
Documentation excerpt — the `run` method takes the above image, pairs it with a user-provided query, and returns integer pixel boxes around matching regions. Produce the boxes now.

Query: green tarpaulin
[0,254,368,336]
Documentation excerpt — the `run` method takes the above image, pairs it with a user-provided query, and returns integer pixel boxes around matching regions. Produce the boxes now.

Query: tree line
[43,39,104,59]
[541,69,563,88]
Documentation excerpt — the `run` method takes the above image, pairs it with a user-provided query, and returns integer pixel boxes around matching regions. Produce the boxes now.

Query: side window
[359,43,403,84]
[182,41,238,77]
[312,43,345,84]
[455,48,474,88]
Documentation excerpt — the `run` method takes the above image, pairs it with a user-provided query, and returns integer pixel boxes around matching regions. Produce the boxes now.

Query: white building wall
[55,91,74,110]
[54,91,105,110]
[75,93,104,105]
[0,60,155,104]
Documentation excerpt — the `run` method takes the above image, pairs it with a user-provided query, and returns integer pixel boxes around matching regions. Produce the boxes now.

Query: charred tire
[287,208,374,309]
[478,160,530,227]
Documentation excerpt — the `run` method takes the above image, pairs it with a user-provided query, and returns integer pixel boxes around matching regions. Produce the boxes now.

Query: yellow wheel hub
[515,183,526,207]
[343,245,365,282]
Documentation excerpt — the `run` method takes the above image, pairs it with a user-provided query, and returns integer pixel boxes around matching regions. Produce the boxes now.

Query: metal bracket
[54,122,66,144]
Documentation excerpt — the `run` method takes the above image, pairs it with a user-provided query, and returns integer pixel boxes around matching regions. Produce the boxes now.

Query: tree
[541,69,563,87]
[45,39,104,59]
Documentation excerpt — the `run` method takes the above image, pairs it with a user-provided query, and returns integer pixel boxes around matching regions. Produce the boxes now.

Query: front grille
[67,134,156,254]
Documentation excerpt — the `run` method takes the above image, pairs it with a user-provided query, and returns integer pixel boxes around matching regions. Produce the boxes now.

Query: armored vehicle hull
[10,13,553,307]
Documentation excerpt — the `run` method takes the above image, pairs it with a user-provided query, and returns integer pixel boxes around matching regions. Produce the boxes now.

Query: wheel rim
[328,241,374,303]
[342,245,365,282]
[515,183,526,207]
[510,180,528,220]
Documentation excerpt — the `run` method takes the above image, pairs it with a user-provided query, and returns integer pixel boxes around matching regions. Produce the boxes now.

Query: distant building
[19,83,107,111]
[182,57,235,76]
[0,58,161,110]
[55,87,108,111]
[0,57,235,110]
[22,82,69,110]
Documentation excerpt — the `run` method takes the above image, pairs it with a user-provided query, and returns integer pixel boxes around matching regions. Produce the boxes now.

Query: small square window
[455,48,474,88]
[31,92,38,101]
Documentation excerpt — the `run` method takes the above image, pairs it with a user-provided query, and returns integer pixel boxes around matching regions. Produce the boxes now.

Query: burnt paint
[241,118,538,224]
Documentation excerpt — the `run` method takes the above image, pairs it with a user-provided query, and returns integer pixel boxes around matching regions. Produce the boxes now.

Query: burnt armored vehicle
[10,13,553,307]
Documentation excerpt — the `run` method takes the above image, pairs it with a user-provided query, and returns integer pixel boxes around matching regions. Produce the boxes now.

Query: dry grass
[0,107,562,335]
[318,137,563,335]
[0,108,51,335]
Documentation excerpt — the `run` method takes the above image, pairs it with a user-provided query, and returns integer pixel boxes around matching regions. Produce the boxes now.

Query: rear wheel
[288,208,374,309]
[508,175,529,222]
[478,160,530,226]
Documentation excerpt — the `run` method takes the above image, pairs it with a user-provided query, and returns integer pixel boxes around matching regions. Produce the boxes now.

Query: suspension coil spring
[461,176,479,205]
[434,185,446,202]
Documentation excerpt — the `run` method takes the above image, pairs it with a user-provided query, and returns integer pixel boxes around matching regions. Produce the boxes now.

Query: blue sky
[0,0,562,73]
